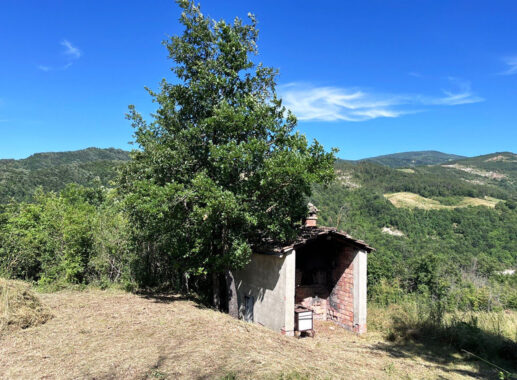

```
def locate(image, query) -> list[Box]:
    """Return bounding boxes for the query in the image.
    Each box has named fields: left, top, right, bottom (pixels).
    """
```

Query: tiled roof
left=256, top=226, right=374, bottom=255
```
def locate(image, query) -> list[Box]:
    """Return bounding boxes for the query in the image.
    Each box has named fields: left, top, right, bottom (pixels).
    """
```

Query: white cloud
left=38, top=40, right=81, bottom=72
left=61, top=39, right=81, bottom=59
left=424, top=78, right=484, bottom=106
left=499, top=56, right=517, bottom=76
left=280, top=79, right=483, bottom=122
left=280, top=84, right=406, bottom=122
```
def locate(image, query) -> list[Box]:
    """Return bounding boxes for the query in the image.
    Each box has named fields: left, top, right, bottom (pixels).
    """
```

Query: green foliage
left=120, top=0, right=335, bottom=285
left=312, top=155, right=517, bottom=311
left=0, top=148, right=129, bottom=203
left=0, top=184, right=133, bottom=288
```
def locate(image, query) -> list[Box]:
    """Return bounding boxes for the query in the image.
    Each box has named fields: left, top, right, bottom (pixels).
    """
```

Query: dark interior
left=295, top=237, right=342, bottom=313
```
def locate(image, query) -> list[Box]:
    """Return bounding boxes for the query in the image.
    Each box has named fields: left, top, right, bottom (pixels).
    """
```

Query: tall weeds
left=369, top=297, right=517, bottom=373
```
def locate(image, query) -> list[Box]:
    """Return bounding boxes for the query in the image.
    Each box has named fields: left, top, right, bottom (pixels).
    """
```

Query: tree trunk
left=212, top=272, right=220, bottom=310
left=183, top=272, right=190, bottom=294
left=226, top=269, right=238, bottom=318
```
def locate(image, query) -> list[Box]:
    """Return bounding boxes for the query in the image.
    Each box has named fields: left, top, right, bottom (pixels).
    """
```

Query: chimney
left=305, top=203, right=319, bottom=227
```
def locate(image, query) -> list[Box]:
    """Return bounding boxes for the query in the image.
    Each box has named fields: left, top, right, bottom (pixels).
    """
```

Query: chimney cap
left=305, top=203, right=319, bottom=227
left=308, top=203, right=319, bottom=215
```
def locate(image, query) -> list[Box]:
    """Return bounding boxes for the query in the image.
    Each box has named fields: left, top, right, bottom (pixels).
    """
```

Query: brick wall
left=327, top=246, right=356, bottom=331
left=294, top=243, right=360, bottom=332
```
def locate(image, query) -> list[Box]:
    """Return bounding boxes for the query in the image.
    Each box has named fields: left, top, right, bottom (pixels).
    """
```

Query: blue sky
left=1, top=0, right=516, bottom=160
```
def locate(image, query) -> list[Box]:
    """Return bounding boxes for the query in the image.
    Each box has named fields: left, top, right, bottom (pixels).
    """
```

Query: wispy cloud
left=37, top=39, right=82, bottom=72
left=408, top=72, right=423, bottom=78
left=424, top=78, right=484, bottom=106
left=280, top=78, right=483, bottom=122
left=499, top=56, right=517, bottom=76
left=279, top=84, right=406, bottom=122
left=60, top=39, right=81, bottom=59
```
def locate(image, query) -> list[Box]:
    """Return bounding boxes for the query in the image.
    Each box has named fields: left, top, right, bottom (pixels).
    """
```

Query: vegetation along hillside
left=0, top=147, right=130, bottom=203
left=312, top=151, right=517, bottom=308
left=361, top=150, right=466, bottom=168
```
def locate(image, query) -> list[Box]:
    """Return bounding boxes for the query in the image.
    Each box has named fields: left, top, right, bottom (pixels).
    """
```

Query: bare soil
left=0, top=290, right=496, bottom=379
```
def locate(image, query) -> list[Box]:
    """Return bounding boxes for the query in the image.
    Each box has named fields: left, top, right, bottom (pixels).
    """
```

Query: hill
left=0, top=148, right=130, bottom=203
left=0, top=288, right=501, bottom=379
left=361, top=150, right=466, bottom=168
left=312, top=151, right=517, bottom=286
left=1, top=146, right=515, bottom=280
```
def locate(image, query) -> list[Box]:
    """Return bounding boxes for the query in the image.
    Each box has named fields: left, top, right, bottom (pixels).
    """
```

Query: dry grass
left=368, top=304, right=517, bottom=378
left=0, top=289, right=500, bottom=379
left=369, top=304, right=517, bottom=343
left=446, top=310, right=517, bottom=342
left=384, top=192, right=501, bottom=210
left=396, top=168, right=415, bottom=174
left=0, top=278, right=53, bottom=335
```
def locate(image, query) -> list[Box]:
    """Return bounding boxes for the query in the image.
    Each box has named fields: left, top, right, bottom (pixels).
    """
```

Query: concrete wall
left=353, top=249, right=368, bottom=333
left=234, top=250, right=295, bottom=335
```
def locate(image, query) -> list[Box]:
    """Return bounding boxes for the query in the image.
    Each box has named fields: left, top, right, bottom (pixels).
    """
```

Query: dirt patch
left=382, top=227, right=405, bottom=237
left=485, top=154, right=517, bottom=162
left=442, top=164, right=507, bottom=180
left=335, top=169, right=361, bottom=189
left=0, top=290, right=496, bottom=379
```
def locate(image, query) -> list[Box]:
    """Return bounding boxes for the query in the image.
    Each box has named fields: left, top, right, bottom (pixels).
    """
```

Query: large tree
left=120, top=0, right=336, bottom=311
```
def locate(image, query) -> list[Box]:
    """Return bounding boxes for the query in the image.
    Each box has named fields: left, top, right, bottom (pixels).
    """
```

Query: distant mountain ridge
left=0, top=147, right=130, bottom=203
left=0, top=147, right=130, bottom=170
left=360, top=150, right=466, bottom=168
left=1, top=147, right=515, bottom=204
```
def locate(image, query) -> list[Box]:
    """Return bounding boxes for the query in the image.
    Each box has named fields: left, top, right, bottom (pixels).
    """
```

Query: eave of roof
left=256, top=226, right=375, bottom=255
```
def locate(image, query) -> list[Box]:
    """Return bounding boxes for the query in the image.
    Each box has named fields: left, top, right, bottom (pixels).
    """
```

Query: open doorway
left=295, top=237, right=353, bottom=321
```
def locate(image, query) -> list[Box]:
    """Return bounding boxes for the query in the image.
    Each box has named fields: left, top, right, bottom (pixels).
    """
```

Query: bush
left=0, top=185, right=135, bottom=289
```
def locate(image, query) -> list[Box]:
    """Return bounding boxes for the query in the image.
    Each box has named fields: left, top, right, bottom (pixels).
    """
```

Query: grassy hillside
left=384, top=192, right=502, bottom=210
left=0, top=288, right=505, bottom=379
left=361, top=150, right=465, bottom=168
left=0, top=148, right=130, bottom=203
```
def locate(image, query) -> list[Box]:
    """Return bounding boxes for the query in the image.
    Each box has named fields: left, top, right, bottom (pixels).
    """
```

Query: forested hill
left=0, top=148, right=130, bottom=203
left=0, top=146, right=515, bottom=305
left=311, top=151, right=517, bottom=287
left=360, top=150, right=465, bottom=168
